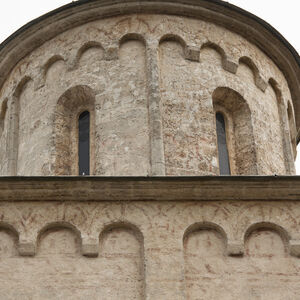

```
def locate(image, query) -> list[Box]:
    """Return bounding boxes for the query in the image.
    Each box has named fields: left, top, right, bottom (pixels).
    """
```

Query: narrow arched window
left=216, top=112, right=230, bottom=175
left=78, top=111, right=90, bottom=175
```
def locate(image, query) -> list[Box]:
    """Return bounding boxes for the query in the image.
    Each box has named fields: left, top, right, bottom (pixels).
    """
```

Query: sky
left=0, top=0, right=299, bottom=174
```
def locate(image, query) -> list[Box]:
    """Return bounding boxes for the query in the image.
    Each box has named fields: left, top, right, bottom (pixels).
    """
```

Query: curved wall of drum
left=0, top=14, right=297, bottom=175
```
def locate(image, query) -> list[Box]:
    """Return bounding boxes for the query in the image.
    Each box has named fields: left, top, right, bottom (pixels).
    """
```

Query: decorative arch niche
left=99, top=222, right=145, bottom=299
left=43, top=55, right=66, bottom=81
left=244, top=222, right=290, bottom=260
left=212, top=87, right=258, bottom=175
left=200, top=41, right=237, bottom=73
left=75, top=41, right=104, bottom=69
left=268, top=78, right=295, bottom=174
left=8, top=76, right=32, bottom=175
left=54, top=85, right=95, bottom=175
left=37, top=222, right=82, bottom=256
left=183, top=222, right=230, bottom=300
left=0, top=223, right=19, bottom=258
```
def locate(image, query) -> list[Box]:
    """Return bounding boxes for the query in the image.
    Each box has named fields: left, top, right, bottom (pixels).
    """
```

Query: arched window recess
left=54, top=85, right=95, bottom=176
left=212, top=87, right=258, bottom=175
left=216, top=112, right=231, bottom=175
left=78, top=110, right=90, bottom=176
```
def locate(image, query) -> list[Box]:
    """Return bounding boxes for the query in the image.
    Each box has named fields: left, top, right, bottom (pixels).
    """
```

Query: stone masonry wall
left=0, top=14, right=296, bottom=175
left=0, top=199, right=300, bottom=299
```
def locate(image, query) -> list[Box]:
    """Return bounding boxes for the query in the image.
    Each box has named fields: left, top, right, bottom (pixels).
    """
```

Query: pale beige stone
left=0, top=1, right=298, bottom=299
left=0, top=182, right=299, bottom=299
left=0, top=13, right=297, bottom=176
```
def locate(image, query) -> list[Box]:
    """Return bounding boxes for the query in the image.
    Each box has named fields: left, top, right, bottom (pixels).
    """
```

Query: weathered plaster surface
left=0, top=198, right=300, bottom=299
left=0, top=177, right=299, bottom=299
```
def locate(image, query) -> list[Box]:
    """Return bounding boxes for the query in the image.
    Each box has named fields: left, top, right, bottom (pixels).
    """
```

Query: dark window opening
left=216, top=112, right=231, bottom=175
left=78, top=111, right=90, bottom=175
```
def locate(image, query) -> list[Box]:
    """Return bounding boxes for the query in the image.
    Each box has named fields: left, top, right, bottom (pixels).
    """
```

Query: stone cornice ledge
left=0, top=176, right=299, bottom=202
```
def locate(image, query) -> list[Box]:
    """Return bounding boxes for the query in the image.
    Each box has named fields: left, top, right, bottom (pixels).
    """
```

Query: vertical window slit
left=216, top=112, right=231, bottom=175
left=78, top=111, right=90, bottom=175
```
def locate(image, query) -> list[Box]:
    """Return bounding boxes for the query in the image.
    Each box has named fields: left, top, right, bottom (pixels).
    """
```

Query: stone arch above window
left=54, top=85, right=95, bottom=175
left=212, top=87, right=258, bottom=175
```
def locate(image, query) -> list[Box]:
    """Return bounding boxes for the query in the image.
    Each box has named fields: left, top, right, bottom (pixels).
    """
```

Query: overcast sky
left=0, top=0, right=299, bottom=174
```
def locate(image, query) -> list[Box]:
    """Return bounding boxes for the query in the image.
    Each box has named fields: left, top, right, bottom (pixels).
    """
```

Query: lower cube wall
left=0, top=199, right=300, bottom=299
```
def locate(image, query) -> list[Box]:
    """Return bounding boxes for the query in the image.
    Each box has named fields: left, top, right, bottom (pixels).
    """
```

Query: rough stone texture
left=0, top=2, right=299, bottom=299
left=0, top=225, right=144, bottom=299
left=0, top=185, right=300, bottom=299
left=0, top=177, right=298, bottom=299
left=0, top=14, right=297, bottom=175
